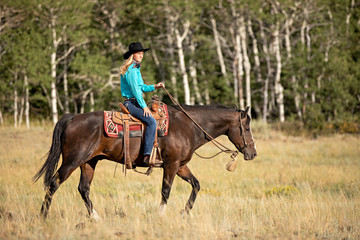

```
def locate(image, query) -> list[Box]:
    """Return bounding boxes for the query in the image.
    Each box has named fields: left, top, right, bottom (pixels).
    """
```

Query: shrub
left=264, top=185, right=299, bottom=197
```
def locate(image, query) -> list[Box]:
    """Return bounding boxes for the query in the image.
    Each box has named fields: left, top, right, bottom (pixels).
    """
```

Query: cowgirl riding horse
left=119, top=42, right=164, bottom=166
left=34, top=42, right=257, bottom=219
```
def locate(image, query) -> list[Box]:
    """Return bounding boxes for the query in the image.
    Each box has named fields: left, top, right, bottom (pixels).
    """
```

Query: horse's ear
left=245, top=106, right=250, bottom=115
left=241, top=106, right=250, bottom=119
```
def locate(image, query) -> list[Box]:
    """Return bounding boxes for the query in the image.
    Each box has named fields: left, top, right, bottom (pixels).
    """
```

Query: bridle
left=163, top=87, right=254, bottom=160
left=238, top=111, right=255, bottom=153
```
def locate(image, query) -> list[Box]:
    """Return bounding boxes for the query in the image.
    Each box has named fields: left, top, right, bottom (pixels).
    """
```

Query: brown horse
left=34, top=105, right=257, bottom=219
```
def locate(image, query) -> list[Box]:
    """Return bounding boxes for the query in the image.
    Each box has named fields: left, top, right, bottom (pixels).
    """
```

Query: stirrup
left=133, top=166, right=153, bottom=176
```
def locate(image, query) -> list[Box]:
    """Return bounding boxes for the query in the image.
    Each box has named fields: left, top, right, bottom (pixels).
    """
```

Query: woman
left=120, top=42, right=164, bottom=165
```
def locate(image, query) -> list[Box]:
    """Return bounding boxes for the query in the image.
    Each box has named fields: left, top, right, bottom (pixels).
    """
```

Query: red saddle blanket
left=104, top=104, right=169, bottom=138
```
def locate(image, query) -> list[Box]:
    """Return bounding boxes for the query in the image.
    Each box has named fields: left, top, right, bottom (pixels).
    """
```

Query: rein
left=163, top=87, right=244, bottom=170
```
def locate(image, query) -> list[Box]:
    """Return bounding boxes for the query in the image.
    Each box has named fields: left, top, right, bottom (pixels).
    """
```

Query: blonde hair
left=119, top=54, right=133, bottom=76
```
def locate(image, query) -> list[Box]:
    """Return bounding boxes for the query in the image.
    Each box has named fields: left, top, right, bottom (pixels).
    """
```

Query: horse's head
left=227, top=106, right=257, bottom=160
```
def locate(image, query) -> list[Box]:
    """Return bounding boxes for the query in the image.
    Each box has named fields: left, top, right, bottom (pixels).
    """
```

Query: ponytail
left=119, top=54, right=134, bottom=76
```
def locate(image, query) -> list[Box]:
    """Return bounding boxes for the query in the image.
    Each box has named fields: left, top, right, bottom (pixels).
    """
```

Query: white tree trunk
left=283, top=11, right=301, bottom=119
left=204, top=79, right=210, bottom=105
left=97, top=3, right=119, bottom=63
left=235, top=31, right=244, bottom=110
left=165, top=2, right=178, bottom=100
left=0, top=110, right=3, bottom=125
left=19, top=92, right=24, bottom=127
left=175, top=20, right=191, bottom=105
left=292, top=75, right=302, bottom=119
left=63, top=72, right=69, bottom=114
left=51, top=52, right=58, bottom=124
left=199, top=67, right=210, bottom=105
left=189, top=62, right=202, bottom=105
left=210, top=15, right=229, bottom=85
left=301, top=18, right=306, bottom=45
left=305, top=18, right=315, bottom=103
left=63, top=40, right=70, bottom=114
left=283, top=12, right=292, bottom=59
left=229, top=0, right=245, bottom=109
left=247, top=19, right=261, bottom=83
left=269, top=41, right=276, bottom=113
left=149, top=38, right=165, bottom=100
left=48, top=10, right=78, bottom=123
left=90, top=91, right=95, bottom=112
left=247, top=19, right=261, bottom=118
left=232, top=55, right=238, bottom=102
left=229, top=2, right=244, bottom=109
left=263, top=76, right=269, bottom=123
left=239, top=16, right=251, bottom=109
left=80, top=88, right=91, bottom=114
left=260, top=21, right=270, bottom=123
left=170, top=63, right=178, bottom=100
left=325, top=10, right=334, bottom=63
left=24, top=73, right=30, bottom=128
left=273, top=22, right=285, bottom=122
left=14, top=87, right=18, bottom=128
left=346, top=0, right=355, bottom=36
left=50, top=10, right=59, bottom=125
left=301, top=7, right=309, bottom=113
left=189, top=34, right=203, bottom=105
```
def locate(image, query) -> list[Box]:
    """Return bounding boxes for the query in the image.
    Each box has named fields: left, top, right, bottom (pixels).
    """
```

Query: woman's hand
left=155, top=82, right=165, bottom=89
left=143, top=107, right=153, bottom=117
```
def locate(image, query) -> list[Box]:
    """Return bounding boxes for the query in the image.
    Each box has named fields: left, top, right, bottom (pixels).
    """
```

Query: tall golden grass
left=0, top=122, right=359, bottom=239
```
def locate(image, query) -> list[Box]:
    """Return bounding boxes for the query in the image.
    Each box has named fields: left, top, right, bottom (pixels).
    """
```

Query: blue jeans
left=124, top=99, right=156, bottom=155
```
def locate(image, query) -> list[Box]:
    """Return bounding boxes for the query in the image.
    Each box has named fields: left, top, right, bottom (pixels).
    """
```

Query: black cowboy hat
left=123, top=42, right=150, bottom=59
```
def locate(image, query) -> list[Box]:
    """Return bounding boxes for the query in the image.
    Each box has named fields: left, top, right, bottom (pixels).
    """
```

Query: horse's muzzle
left=244, top=151, right=257, bottom=161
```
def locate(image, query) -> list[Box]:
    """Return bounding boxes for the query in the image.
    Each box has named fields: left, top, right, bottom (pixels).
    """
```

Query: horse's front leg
left=176, top=164, right=200, bottom=214
left=159, top=161, right=180, bottom=216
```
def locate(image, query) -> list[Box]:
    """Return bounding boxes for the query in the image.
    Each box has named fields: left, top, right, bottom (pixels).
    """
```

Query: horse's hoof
left=180, top=209, right=192, bottom=218
left=40, top=212, right=48, bottom=220
left=180, top=209, right=188, bottom=216
left=90, top=209, right=101, bottom=222
left=158, top=203, right=167, bottom=216
left=76, top=222, right=85, bottom=229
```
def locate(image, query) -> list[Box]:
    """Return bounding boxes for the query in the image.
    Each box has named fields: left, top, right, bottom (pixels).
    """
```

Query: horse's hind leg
left=176, top=164, right=200, bottom=214
left=40, top=172, right=60, bottom=218
left=159, top=162, right=180, bottom=216
left=40, top=163, right=77, bottom=218
left=78, top=159, right=99, bottom=220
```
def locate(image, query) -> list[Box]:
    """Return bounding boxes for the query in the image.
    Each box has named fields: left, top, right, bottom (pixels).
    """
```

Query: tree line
left=0, top=0, right=359, bottom=129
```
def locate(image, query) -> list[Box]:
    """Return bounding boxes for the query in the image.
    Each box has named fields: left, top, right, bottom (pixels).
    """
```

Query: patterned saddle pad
left=104, top=104, right=169, bottom=138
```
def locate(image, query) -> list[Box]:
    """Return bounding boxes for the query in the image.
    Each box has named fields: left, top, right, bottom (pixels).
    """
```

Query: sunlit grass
left=0, top=123, right=359, bottom=239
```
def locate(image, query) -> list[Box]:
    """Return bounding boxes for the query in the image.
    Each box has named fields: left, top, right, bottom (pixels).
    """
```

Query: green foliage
left=0, top=0, right=359, bottom=129
left=303, top=103, right=325, bottom=131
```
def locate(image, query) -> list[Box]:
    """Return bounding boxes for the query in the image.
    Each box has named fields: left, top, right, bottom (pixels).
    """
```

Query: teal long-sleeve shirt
left=121, top=63, right=155, bottom=109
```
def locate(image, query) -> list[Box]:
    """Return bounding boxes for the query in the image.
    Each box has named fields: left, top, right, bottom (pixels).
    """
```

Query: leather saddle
left=113, top=97, right=166, bottom=171
left=112, top=102, right=165, bottom=125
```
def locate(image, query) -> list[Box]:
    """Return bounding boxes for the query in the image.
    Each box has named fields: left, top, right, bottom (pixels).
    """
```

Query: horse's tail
left=33, top=114, right=75, bottom=188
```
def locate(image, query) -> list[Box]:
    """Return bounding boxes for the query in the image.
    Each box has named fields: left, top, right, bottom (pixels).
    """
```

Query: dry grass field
left=0, top=121, right=359, bottom=239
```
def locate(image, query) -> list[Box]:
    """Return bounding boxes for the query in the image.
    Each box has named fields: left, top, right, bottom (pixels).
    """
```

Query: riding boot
left=143, top=155, right=151, bottom=166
